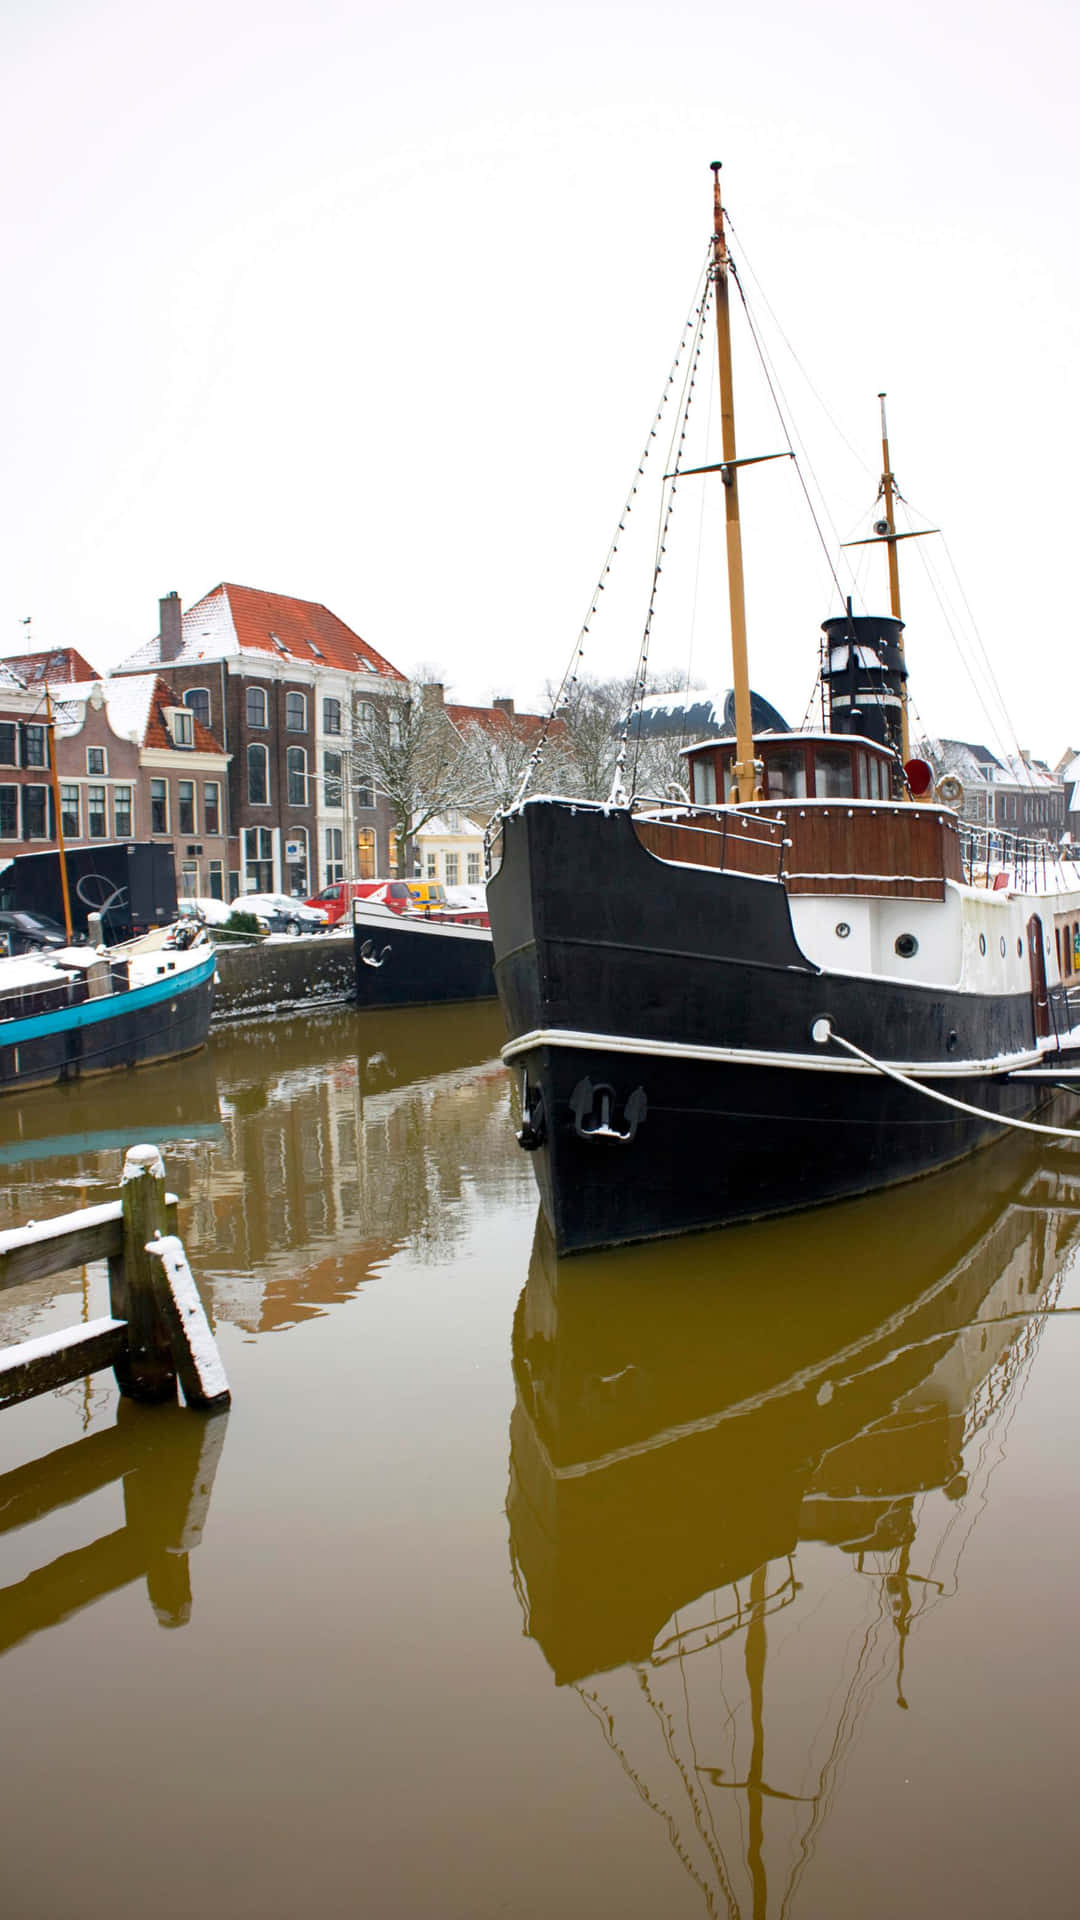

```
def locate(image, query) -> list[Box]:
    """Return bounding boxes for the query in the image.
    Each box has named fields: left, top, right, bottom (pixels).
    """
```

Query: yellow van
left=406, top=882, right=448, bottom=912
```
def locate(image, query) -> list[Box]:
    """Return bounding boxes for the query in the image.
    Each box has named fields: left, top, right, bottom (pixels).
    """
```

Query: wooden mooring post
left=0, top=1143, right=230, bottom=1413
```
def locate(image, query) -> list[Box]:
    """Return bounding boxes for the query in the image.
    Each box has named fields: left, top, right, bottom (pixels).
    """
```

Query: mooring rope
left=813, top=1018, right=1080, bottom=1141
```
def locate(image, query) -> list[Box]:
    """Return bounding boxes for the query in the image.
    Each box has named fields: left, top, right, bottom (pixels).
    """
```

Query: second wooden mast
left=711, top=163, right=762, bottom=805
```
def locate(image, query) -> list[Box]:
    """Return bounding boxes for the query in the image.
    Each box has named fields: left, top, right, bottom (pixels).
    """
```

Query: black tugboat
left=487, top=168, right=1080, bottom=1254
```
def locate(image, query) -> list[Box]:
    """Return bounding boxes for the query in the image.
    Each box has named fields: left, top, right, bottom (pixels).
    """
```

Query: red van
left=305, top=879, right=413, bottom=925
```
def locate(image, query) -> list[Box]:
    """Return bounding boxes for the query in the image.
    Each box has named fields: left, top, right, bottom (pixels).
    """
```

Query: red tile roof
left=447, top=702, right=561, bottom=739
left=144, top=676, right=225, bottom=753
left=203, top=584, right=405, bottom=679
left=3, top=647, right=100, bottom=684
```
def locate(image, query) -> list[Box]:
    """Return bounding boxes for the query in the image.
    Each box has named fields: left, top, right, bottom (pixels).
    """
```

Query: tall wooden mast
left=711, top=163, right=761, bottom=805
left=877, top=392, right=911, bottom=764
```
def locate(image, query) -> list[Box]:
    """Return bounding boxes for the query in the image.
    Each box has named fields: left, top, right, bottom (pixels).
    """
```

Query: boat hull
left=489, top=800, right=1072, bottom=1254
left=0, top=949, right=216, bottom=1092
left=351, top=907, right=495, bottom=1010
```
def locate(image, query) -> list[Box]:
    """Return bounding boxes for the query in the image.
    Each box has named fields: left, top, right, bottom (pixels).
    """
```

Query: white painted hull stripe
left=500, top=1025, right=1044, bottom=1078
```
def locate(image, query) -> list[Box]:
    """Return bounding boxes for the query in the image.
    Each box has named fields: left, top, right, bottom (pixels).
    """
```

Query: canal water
left=1, top=1002, right=1079, bottom=1919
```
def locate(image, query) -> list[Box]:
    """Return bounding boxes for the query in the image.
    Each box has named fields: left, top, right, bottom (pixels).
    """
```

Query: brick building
left=114, top=586, right=407, bottom=897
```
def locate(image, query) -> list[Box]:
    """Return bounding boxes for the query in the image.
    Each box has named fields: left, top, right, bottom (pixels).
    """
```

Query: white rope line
left=815, top=1020, right=1080, bottom=1141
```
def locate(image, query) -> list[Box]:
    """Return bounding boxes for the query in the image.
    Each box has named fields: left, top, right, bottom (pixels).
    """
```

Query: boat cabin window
left=692, top=758, right=717, bottom=805
left=688, top=737, right=893, bottom=803
left=763, top=747, right=807, bottom=800
left=814, top=746, right=855, bottom=798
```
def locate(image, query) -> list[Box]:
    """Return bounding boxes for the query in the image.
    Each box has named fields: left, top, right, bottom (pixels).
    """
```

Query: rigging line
left=728, top=259, right=849, bottom=610
left=507, top=249, right=712, bottom=811
left=899, top=516, right=1018, bottom=748
left=720, top=230, right=861, bottom=605
left=780, top=1602, right=895, bottom=1920
left=637, top=1665, right=742, bottom=1920
left=620, top=282, right=713, bottom=799
left=576, top=1682, right=726, bottom=1916
left=723, top=209, right=880, bottom=486
left=920, top=528, right=1036, bottom=783
left=905, top=527, right=1035, bottom=780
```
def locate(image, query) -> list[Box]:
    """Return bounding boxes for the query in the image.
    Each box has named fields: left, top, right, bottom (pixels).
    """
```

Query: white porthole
left=835, top=921, right=851, bottom=939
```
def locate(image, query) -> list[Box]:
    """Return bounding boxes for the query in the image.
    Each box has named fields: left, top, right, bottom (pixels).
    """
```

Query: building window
left=426, top=853, right=437, bottom=878
left=87, top=785, right=107, bottom=837
left=87, top=745, right=107, bottom=775
left=150, top=779, right=168, bottom=833
left=22, top=725, right=47, bottom=769
left=388, top=829, right=402, bottom=875
left=180, top=859, right=198, bottom=896
left=178, top=780, right=196, bottom=836
left=287, top=747, right=307, bottom=807
left=355, top=766, right=374, bottom=810
left=169, top=709, right=194, bottom=749
left=0, top=786, right=17, bottom=837
left=356, top=700, right=374, bottom=734
left=286, top=691, right=307, bottom=732
left=248, top=742, right=269, bottom=805
left=246, top=686, right=269, bottom=728
left=445, top=852, right=460, bottom=886
left=60, top=784, right=80, bottom=839
left=388, top=704, right=402, bottom=748
left=445, top=809, right=460, bottom=833
left=208, top=860, right=224, bottom=901
left=323, top=751, right=342, bottom=808
left=325, top=827, right=344, bottom=885
left=285, top=827, right=309, bottom=895
left=356, top=827, right=376, bottom=878
left=323, top=697, right=342, bottom=735
left=467, top=851, right=481, bottom=885
left=22, top=785, right=50, bottom=839
left=185, top=688, right=211, bottom=729
left=203, top=781, right=220, bottom=836
left=244, top=826, right=274, bottom=892
left=114, top=785, right=133, bottom=838
left=0, top=724, right=15, bottom=767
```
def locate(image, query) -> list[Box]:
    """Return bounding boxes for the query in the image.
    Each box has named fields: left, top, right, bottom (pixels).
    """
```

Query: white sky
left=3, top=0, right=1077, bottom=762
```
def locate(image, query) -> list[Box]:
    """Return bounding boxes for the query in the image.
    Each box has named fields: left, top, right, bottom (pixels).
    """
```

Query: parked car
left=307, top=880, right=413, bottom=923
left=177, top=896, right=235, bottom=928
left=0, top=909, right=73, bottom=956
left=238, top=892, right=329, bottom=935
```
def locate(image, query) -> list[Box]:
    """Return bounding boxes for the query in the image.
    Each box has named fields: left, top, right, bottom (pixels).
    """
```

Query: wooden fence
left=0, top=1143, right=230, bottom=1413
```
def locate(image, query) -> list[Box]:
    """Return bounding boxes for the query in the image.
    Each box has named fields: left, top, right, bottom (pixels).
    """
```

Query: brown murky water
left=1, top=1003, right=1079, bottom=1918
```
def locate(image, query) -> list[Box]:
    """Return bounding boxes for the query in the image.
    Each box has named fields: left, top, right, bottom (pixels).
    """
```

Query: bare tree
left=353, top=684, right=486, bottom=875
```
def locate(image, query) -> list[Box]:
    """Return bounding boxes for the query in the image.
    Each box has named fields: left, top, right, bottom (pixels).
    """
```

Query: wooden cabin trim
left=632, top=800, right=961, bottom=900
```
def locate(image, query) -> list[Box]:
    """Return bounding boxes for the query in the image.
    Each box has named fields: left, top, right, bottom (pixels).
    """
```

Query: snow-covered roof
left=114, top=583, right=407, bottom=681
left=51, top=675, right=223, bottom=752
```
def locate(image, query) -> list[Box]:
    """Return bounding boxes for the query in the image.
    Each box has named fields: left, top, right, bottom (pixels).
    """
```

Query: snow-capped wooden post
left=111, top=1144, right=178, bottom=1403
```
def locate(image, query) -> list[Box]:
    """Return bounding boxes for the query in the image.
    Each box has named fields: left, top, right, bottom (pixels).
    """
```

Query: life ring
left=936, top=773, right=964, bottom=808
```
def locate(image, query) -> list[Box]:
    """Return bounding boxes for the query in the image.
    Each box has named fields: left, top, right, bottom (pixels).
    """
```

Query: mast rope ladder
left=500, top=251, right=713, bottom=818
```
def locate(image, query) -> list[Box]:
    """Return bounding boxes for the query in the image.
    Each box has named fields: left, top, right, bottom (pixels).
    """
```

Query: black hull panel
left=488, top=800, right=1065, bottom=1254
left=512, top=1039, right=1043, bottom=1254
left=352, top=916, right=495, bottom=1010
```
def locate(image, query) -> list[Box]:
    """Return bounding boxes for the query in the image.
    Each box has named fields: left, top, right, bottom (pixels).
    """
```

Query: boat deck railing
left=956, top=821, right=1071, bottom=894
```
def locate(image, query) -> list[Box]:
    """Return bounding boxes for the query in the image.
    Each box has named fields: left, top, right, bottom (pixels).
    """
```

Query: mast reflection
left=508, top=1128, right=1080, bottom=1915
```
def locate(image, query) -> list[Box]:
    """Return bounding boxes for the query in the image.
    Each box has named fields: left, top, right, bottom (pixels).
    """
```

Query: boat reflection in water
left=508, top=1125, right=1080, bottom=1914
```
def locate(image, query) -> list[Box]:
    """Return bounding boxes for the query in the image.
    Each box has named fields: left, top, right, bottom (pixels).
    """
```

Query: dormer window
left=87, top=745, right=107, bottom=776
left=167, top=708, right=194, bottom=749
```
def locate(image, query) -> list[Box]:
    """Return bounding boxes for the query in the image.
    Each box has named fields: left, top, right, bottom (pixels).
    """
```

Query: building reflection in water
left=0, top=1001, right=519, bottom=1345
left=508, top=1127, right=1080, bottom=1918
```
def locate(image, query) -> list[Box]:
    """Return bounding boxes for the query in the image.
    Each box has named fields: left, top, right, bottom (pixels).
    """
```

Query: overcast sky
left=4, top=0, right=1077, bottom=760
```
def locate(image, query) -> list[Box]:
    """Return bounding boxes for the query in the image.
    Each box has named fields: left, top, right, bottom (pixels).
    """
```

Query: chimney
left=422, top=681, right=445, bottom=709
left=159, top=592, right=183, bottom=663
left=493, top=697, right=515, bottom=720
